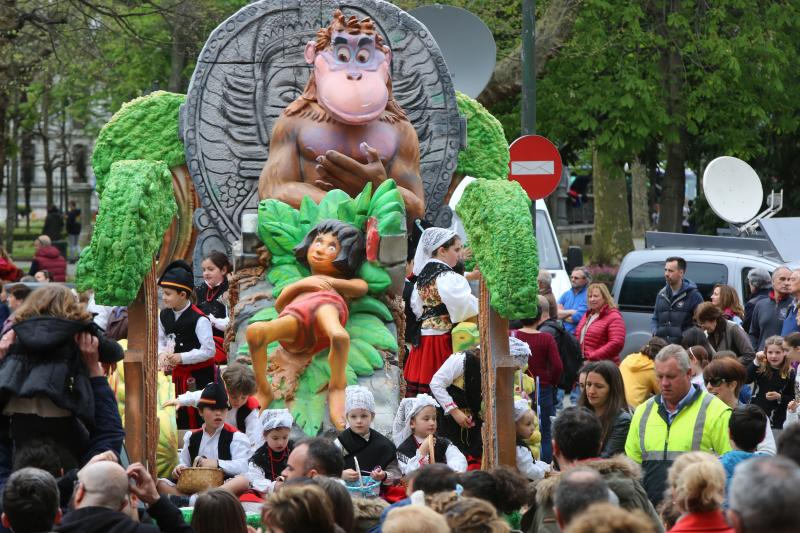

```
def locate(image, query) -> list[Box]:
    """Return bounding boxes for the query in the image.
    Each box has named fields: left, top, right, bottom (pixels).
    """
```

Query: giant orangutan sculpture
left=258, top=10, right=425, bottom=221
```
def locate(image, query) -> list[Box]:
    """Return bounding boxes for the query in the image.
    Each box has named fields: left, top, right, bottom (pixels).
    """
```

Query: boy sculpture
left=246, top=220, right=367, bottom=429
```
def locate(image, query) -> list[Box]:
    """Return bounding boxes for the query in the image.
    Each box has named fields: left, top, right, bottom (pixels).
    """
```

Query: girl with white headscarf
left=392, top=394, right=467, bottom=474
left=404, top=227, right=478, bottom=397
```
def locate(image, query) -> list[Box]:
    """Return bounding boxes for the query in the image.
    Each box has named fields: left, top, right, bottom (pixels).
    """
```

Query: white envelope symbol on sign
left=511, top=161, right=555, bottom=176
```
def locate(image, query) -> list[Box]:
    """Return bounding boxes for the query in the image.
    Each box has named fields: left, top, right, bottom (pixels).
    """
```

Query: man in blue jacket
left=651, top=257, right=704, bottom=344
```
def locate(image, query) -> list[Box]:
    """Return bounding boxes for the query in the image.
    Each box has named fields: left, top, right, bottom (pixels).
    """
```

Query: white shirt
left=245, top=457, right=282, bottom=494
left=410, top=263, right=478, bottom=335
left=516, top=444, right=550, bottom=481
left=158, top=301, right=215, bottom=365
left=87, top=294, right=113, bottom=330
left=398, top=435, right=467, bottom=475
left=178, top=424, right=251, bottom=476
left=175, top=390, right=263, bottom=450
left=430, top=352, right=466, bottom=414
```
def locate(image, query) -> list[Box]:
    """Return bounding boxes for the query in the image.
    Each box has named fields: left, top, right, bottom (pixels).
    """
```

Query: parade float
left=77, top=0, right=539, bottom=475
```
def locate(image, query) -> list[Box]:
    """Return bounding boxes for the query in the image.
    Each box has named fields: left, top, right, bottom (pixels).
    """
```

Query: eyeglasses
left=705, top=378, right=727, bottom=387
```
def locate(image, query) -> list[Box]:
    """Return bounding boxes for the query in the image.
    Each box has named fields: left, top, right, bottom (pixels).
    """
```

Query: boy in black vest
left=336, top=386, right=400, bottom=487
left=158, top=260, right=216, bottom=429
left=157, top=383, right=251, bottom=497
left=163, top=363, right=261, bottom=449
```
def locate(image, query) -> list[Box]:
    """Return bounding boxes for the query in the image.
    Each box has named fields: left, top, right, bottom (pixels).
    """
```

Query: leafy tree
left=537, top=0, right=800, bottom=254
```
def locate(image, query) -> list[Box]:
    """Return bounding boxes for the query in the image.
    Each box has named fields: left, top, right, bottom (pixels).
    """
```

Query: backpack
left=539, top=319, right=583, bottom=392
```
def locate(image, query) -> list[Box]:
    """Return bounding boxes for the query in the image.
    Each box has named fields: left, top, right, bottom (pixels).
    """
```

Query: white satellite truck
left=612, top=157, right=800, bottom=356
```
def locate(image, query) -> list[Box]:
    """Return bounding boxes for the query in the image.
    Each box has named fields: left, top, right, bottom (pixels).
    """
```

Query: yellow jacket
left=619, top=352, right=660, bottom=407
left=625, top=386, right=732, bottom=504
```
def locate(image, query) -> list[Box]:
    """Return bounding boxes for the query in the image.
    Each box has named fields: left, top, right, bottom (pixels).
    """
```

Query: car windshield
left=536, top=210, right=562, bottom=271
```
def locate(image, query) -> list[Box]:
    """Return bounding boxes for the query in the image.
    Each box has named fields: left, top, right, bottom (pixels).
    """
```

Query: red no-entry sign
left=508, top=135, right=563, bottom=200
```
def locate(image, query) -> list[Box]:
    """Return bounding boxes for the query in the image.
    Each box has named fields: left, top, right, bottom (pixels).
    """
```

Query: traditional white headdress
left=391, top=394, right=440, bottom=446
left=412, top=227, right=458, bottom=276
left=514, top=399, right=532, bottom=422
left=509, top=336, right=532, bottom=369
left=260, top=408, right=294, bottom=432
left=476, top=337, right=532, bottom=370
left=345, top=385, right=375, bottom=414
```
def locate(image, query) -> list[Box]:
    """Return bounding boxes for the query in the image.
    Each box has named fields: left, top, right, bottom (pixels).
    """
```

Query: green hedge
left=77, top=160, right=176, bottom=305
left=456, top=179, right=538, bottom=318
left=92, top=91, right=186, bottom=196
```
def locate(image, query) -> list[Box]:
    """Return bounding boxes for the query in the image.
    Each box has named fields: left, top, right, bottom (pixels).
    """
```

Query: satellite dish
left=409, top=5, right=496, bottom=98
left=703, top=156, right=763, bottom=224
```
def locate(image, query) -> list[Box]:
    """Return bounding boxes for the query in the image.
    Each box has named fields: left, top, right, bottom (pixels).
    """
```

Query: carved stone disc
left=182, top=0, right=463, bottom=266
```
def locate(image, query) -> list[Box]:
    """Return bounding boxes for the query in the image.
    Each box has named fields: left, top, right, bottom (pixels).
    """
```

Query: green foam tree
left=92, top=91, right=186, bottom=196
left=76, top=160, right=176, bottom=305
left=455, top=91, right=510, bottom=181
left=456, top=179, right=538, bottom=319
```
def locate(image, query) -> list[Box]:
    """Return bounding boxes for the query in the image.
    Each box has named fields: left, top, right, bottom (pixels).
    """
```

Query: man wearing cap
left=157, top=260, right=215, bottom=428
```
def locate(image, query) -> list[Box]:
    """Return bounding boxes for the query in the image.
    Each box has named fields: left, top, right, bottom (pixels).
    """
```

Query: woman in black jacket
left=577, top=360, right=632, bottom=457
left=0, top=285, right=123, bottom=467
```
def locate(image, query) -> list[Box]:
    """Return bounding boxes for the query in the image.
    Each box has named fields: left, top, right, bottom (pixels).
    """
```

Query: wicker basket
left=176, top=467, right=224, bottom=495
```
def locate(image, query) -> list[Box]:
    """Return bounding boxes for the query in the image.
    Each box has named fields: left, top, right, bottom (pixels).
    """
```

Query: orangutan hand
left=314, top=143, right=389, bottom=191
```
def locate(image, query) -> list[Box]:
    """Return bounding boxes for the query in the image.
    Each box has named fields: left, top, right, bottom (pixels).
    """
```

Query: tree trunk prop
left=124, top=259, right=159, bottom=477
left=479, top=279, right=516, bottom=468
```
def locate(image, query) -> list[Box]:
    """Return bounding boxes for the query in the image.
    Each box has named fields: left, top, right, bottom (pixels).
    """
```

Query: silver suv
left=612, top=223, right=800, bottom=356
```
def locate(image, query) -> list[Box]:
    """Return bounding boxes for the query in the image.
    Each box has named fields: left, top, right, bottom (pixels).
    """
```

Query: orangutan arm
left=258, top=118, right=327, bottom=206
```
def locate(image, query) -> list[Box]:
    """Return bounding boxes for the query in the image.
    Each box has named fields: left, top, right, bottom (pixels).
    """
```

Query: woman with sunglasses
left=703, top=356, right=776, bottom=455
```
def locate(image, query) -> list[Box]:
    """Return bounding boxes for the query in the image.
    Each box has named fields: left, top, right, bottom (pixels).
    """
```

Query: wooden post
left=124, top=259, right=159, bottom=476
left=479, top=279, right=517, bottom=468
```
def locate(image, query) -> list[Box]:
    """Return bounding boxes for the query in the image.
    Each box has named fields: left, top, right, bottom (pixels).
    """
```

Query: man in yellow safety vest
left=625, top=344, right=732, bottom=504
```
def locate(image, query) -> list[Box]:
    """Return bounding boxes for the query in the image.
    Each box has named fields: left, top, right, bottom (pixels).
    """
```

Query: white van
left=448, top=176, right=570, bottom=300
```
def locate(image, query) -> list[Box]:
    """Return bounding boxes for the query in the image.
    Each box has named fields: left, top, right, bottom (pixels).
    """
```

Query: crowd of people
left=0, top=222, right=796, bottom=532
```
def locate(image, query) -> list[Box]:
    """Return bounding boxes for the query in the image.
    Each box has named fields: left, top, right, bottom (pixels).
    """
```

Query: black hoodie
left=55, top=496, right=193, bottom=533
left=0, top=316, right=123, bottom=427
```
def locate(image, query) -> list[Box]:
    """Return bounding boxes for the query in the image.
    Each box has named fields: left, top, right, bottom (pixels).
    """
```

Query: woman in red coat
left=574, top=283, right=626, bottom=364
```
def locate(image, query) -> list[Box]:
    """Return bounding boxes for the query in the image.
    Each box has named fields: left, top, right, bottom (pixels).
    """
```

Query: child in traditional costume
left=158, top=383, right=250, bottom=496
left=164, top=363, right=261, bottom=448
left=194, top=250, right=232, bottom=367
left=244, top=409, right=294, bottom=494
left=404, top=228, right=478, bottom=397
left=429, top=336, right=532, bottom=470
left=336, top=385, right=400, bottom=487
left=393, top=394, right=467, bottom=474
left=514, top=399, right=550, bottom=481
left=158, top=260, right=215, bottom=429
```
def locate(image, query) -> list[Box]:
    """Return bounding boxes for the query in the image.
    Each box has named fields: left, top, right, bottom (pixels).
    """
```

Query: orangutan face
left=305, top=31, right=391, bottom=125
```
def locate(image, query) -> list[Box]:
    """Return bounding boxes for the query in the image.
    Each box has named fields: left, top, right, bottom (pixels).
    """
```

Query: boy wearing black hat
left=157, top=383, right=251, bottom=497
left=158, top=260, right=215, bottom=429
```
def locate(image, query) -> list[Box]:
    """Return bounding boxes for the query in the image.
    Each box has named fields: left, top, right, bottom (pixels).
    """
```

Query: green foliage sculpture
left=76, top=160, right=177, bottom=305
left=455, top=91, right=510, bottom=181
left=248, top=180, right=405, bottom=435
left=77, top=91, right=186, bottom=306
left=91, top=91, right=186, bottom=195
left=456, top=179, right=538, bottom=319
